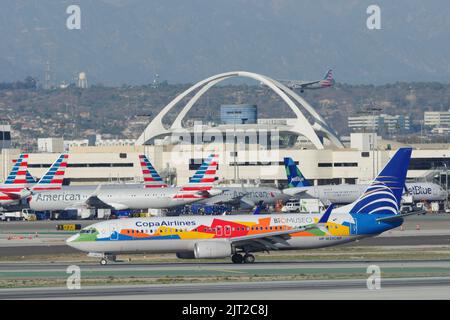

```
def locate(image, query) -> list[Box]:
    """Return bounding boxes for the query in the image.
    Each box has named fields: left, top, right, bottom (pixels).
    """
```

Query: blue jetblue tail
left=283, top=157, right=311, bottom=187
left=347, top=148, right=412, bottom=216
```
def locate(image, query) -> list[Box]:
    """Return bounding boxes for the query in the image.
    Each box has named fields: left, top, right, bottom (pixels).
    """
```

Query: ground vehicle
left=281, top=198, right=323, bottom=213
left=0, top=209, right=35, bottom=221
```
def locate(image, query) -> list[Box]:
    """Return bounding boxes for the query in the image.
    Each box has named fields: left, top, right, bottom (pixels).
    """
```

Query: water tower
left=77, top=72, right=88, bottom=88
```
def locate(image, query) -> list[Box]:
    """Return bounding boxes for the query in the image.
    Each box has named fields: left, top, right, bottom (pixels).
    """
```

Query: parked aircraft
left=28, top=154, right=221, bottom=211
left=138, top=156, right=289, bottom=208
left=0, top=154, right=67, bottom=207
left=283, top=157, right=447, bottom=204
left=278, top=69, right=334, bottom=92
left=0, top=154, right=36, bottom=206
left=67, top=148, right=414, bottom=265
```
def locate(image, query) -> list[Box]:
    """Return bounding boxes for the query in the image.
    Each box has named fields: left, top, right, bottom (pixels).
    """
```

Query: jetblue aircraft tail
left=283, top=157, right=311, bottom=187
left=337, top=148, right=412, bottom=217
left=174, top=154, right=219, bottom=199
left=139, top=155, right=168, bottom=188
left=32, top=154, right=69, bottom=191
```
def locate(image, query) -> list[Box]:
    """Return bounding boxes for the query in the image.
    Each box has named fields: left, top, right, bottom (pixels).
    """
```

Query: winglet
left=318, top=204, right=334, bottom=224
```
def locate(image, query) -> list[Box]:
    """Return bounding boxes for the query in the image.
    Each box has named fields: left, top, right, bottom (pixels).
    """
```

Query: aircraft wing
left=202, top=191, right=250, bottom=206
left=230, top=224, right=317, bottom=251
left=376, top=210, right=426, bottom=222
left=80, top=185, right=129, bottom=210
left=282, top=187, right=308, bottom=197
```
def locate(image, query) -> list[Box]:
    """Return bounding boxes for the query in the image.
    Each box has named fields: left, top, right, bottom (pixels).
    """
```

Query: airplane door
left=216, top=226, right=223, bottom=237
left=351, top=221, right=357, bottom=235
left=110, top=224, right=119, bottom=240
left=224, top=225, right=232, bottom=237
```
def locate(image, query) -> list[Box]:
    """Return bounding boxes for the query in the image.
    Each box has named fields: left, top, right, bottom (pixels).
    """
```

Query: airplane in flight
left=67, top=148, right=414, bottom=265
left=278, top=69, right=334, bottom=93
left=282, top=157, right=448, bottom=204
left=28, top=154, right=222, bottom=211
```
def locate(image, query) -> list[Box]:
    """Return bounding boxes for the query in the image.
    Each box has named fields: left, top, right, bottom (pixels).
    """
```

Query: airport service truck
left=281, top=198, right=324, bottom=213
left=0, top=209, right=35, bottom=221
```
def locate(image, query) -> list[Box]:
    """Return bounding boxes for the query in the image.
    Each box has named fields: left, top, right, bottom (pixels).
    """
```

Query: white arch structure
left=136, top=71, right=343, bottom=149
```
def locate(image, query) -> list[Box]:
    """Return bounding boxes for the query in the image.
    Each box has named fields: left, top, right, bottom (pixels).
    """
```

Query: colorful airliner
left=283, top=156, right=447, bottom=204
left=67, top=148, right=414, bottom=265
left=29, top=154, right=221, bottom=211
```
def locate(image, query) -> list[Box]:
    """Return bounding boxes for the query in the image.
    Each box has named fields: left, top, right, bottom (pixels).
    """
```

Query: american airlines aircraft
left=278, top=69, right=334, bottom=93
left=282, top=157, right=447, bottom=204
left=67, top=148, right=414, bottom=265
left=0, top=154, right=37, bottom=206
left=28, top=154, right=222, bottom=211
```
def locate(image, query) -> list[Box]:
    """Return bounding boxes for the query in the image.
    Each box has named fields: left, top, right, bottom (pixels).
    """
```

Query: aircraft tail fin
left=32, top=154, right=69, bottom=191
left=174, top=154, right=219, bottom=199
left=339, top=148, right=412, bottom=216
left=324, top=69, right=333, bottom=81
left=4, top=154, right=35, bottom=185
left=283, top=157, right=311, bottom=187
left=139, top=155, right=168, bottom=188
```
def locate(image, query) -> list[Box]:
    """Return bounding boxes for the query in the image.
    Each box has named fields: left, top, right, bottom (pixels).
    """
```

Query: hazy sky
left=1, top=0, right=450, bottom=85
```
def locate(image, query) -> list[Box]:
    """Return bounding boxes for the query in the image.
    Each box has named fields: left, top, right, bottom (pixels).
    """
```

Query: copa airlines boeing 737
left=28, top=154, right=222, bottom=211
left=282, top=157, right=447, bottom=204
left=67, top=148, right=414, bottom=265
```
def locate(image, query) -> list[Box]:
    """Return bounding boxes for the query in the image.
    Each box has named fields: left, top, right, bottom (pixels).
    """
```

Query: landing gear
left=99, top=254, right=116, bottom=266
left=231, top=254, right=244, bottom=264
left=243, top=254, right=255, bottom=264
left=231, top=253, right=256, bottom=264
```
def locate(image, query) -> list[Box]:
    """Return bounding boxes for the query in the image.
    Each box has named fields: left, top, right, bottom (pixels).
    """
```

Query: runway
left=1, top=216, right=450, bottom=257
left=1, top=260, right=450, bottom=299
left=1, top=277, right=450, bottom=299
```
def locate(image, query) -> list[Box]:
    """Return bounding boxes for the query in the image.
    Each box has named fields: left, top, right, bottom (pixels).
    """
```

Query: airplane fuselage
left=284, top=182, right=446, bottom=204
left=28, top=185, right=206, bottom=211
left=66, top=212, right=401, bottom=256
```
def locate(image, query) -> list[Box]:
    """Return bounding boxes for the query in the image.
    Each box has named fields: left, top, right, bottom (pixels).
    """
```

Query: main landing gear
left=231, top=253, right=255, bottom=264
left=99, top=255, right=116, bottom=265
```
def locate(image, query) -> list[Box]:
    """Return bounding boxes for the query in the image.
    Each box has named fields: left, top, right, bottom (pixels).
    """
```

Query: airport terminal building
left=0, top=71, right=448, bottom=193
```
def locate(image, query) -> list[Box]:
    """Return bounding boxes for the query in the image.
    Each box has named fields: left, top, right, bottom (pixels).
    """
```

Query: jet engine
left=193, top=241, right=232, bottom=259
left=176, top=252, right=196, bottom=259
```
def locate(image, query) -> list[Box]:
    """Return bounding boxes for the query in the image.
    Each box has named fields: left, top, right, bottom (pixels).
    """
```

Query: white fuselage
left=284, top=182, right=447, bottom=204
left=29, top=185, right=204, bottom=211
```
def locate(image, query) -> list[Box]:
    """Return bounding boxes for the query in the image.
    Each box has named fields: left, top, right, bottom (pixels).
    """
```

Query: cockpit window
left=80, top=229, right=96, bottom=234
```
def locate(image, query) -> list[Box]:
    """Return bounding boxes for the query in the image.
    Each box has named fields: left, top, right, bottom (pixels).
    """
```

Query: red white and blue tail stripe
left=174, top=154, right=219, bottom=199
left=0, top=154, right=36, bottom=202
left=32, top=154, right=69, bottom=191
left=320, top=69, right=334, bottom=88
left=4, top=154, right=35, bottom=186
left=139, top=155, right=168, bottom=188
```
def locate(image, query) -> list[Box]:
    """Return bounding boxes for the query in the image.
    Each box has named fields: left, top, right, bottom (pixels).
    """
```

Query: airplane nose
left=66, top=234, right=79, bottom=245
